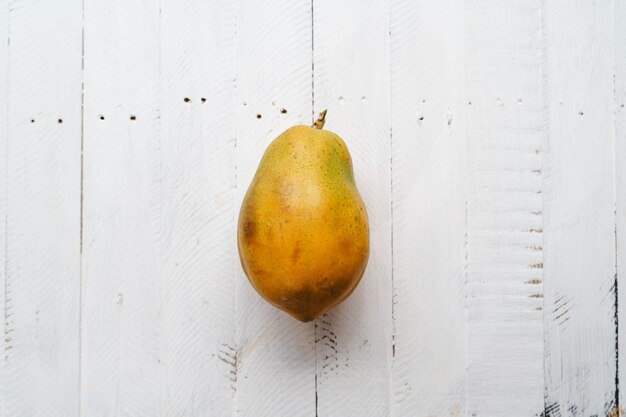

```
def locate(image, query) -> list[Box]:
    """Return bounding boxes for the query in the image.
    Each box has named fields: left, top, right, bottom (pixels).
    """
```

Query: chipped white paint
left=1, top=1, right=625, bottom=416
left=618, top=0, right=626, bottom=409
left=81, top=1, right=161, bottom=416
left=543, top=2, right=618, bottom=416
left=389, top=0, right=467, bottom=416
left=465, top=1, right=545, bottom=416
left=159, top=0, right=237, bottom=416
left=3, top=0, right=82, bottom=416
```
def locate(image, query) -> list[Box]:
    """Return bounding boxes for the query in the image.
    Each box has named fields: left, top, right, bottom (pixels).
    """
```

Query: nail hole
left=201, top=98, right=206, bottom=103
left=338, top=96, right=345, bottom=105
left=468, top=101, right=472, bottom=105
left=361, top=96, right=367, bottom=102
left=58, top=119, right=63, bottom=124
left=99, top=115, right=105, bottom=120
left=271, top=101, right=276, bottom=106
left=243, top=102, right=247, bottom=106
left=419, top=116, right=424, bottom=121
left=184, top=97, right=191, bottom=103
left=130, top=115, right=136, bottom=120
left=280, top=108, right=287, bottom=114
left=578, top=111, right=584, bottom=116
left=621, top=104, right=624, bottom=108
left=517, top=98, right=523, bottom=104
left=421, top=99, right=426, bottom=103
left=30, top=119, right=35, bottom=123
left=256, top=114, right=262, bottom=119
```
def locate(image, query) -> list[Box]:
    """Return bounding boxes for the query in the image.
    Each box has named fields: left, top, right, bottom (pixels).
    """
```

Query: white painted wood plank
left=159, top=1, right=236, bottom=416
left=543, top=1, right=617, bottom=415
left=4, top=0, right=82, bottom=415
left=465, top=1, right=545, bottom=416
left=618, top=0, right=626, bottom=410
left=234, top=1, right=315, bottom=416
left=0, top=0, right=8, bottom=413
left=313, top=1, right=391, bottom=416
left=81, top=1, right=161, bottom=416
left=389, top=0, right=467, bottom=415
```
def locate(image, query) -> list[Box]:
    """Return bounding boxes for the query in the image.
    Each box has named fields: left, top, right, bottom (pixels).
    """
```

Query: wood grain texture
left=234, top=1, right=316, bottom=416
left=159, top=1, right=236, bottom=415
left=543, top=1, right=617, bottom=415
left=618, top=0, right=626, bottom=408
left=389, top=0, right=467, bottom=415
left=2, top=3, right=626, bottom=415
left=313, top=0, right=391, bottom=415
left=4, top=0, right=82, bottom=415
left=81, top=1, right=161, bottom=415
left=465, top=1, right=545, bottom=415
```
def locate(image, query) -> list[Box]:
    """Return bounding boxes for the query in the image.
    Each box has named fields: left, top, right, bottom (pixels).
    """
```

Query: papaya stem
left=312, top=109, right=327, bottom=129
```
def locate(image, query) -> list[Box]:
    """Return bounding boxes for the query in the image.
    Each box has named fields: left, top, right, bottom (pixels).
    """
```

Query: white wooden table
left=1, top=1, right=625, bottom=416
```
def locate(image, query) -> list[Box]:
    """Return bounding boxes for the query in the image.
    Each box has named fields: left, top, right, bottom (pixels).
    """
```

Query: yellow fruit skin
left=237, top=125, right=369, bottom=322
